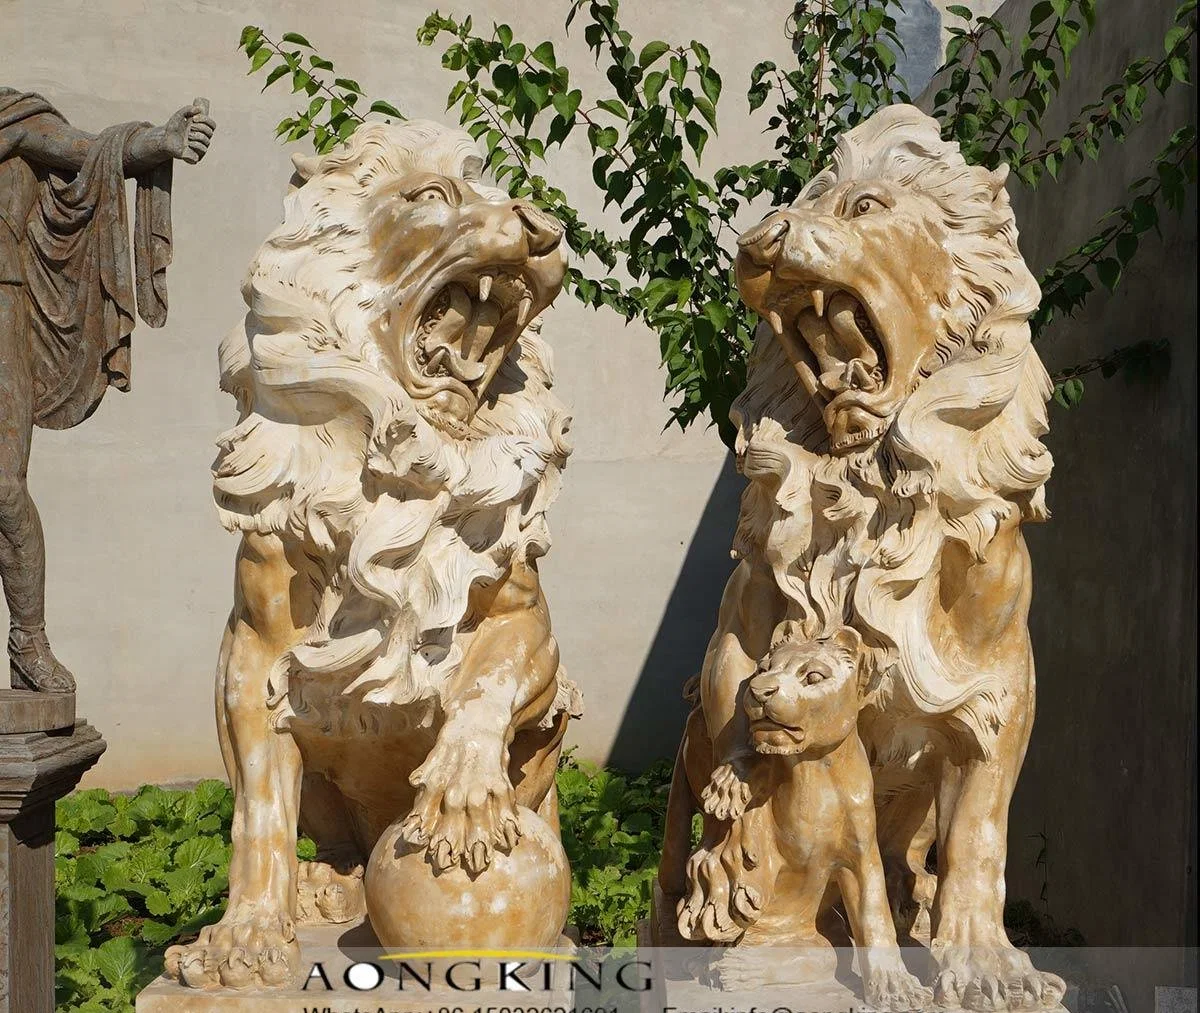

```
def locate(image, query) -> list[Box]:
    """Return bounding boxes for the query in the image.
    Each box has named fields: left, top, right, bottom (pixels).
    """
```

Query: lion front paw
left=932, top=943, right=1065, bottom=1011
left=399, top=735, right=520, bottom=874
left=677, top=818, right=768, bottom=943
left=297, top=859, right=365, bottom=925
left=164, top=906, right=299, bottom=990
left=862, top=948, right=932, bottom=1011
left=701, top=761, right=752, bottom=821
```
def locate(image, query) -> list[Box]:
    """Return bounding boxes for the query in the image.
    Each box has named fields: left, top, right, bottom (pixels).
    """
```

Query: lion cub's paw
left=701, top=762, right=752, bottom=821
left=400, top=736, right=520, bottom=874
left=296, top=859, right=366, bottom=925
left=165, top=906, right=299, bottom=990
left=862, top=949, right=933, bottom=1011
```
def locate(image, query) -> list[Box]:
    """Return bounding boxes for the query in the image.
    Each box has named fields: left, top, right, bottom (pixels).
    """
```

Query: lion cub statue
left=166, top=121, right=580, bottom=989
left=667, top=622, right=930, bottom=1009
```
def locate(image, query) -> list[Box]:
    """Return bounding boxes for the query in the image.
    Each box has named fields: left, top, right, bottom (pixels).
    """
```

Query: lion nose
left=749, top=673, right=780, bottom=703
left=737, top=217, right=789, bottom=267
left=513, top=202, right=564, bottom=257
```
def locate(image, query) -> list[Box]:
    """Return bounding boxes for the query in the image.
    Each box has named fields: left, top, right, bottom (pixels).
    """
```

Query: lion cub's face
left=735, top=177, right=960, bottom=453
left=744, top=628, right=862, bottom=757
left=368, top=171, right=566, bottom=433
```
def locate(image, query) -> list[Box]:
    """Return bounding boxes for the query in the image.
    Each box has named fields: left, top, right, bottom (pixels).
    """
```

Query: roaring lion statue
left=166, top=121, right=579, bottom=989
left=656, top=105, right=1064, bottom=1011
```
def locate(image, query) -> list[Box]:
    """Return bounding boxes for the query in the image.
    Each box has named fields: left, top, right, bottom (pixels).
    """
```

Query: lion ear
left=988, top=163, right=1010, bottom=199
left=290, top=153, right=324, bottom=188
left=770, top=620, right=800, bottom=651
left=828, top=626, right=862, bottom=659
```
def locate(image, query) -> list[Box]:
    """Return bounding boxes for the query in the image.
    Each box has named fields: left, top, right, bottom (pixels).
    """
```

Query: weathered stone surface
left=0, top=89, right=214, bottom=694
left=0, top=721, right=105, bottom=1013
left=0, top=690, right=73, bottom=734
left=656, top=104, right=1064, bottom=1011
left=160, top=121, right=580, bottom=992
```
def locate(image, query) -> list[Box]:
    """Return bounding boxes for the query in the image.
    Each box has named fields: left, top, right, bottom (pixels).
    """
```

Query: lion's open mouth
left=761, top=284, right=892, bottom=451
left=414, top=269, right=536, bottom=393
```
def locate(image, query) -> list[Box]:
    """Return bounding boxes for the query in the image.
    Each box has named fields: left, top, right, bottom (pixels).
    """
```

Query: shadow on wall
left=605, top=454, right=743, bottom=772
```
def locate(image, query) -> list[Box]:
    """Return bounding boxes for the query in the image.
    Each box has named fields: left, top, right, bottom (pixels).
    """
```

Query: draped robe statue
left=0, top=89, right=215, bottom=692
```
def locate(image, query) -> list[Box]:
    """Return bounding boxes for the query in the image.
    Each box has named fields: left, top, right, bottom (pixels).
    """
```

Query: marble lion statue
left=657, top=105, right=1064, bottom=1011
left=167, top=121, right=579, bottom=989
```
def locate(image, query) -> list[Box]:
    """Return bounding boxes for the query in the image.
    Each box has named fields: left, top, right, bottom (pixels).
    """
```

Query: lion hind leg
left=296, top=772, right=367, bottom=926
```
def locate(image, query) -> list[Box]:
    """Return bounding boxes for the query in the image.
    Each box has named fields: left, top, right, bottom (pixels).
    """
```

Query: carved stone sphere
left=365, top=806, right=570, bottom=951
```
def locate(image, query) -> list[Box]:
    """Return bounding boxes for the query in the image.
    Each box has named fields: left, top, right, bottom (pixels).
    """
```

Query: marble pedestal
left=0, top=691, right=105, bottom=1013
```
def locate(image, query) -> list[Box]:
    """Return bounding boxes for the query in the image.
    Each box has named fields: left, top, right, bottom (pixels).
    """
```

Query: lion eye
left=406, top=180, right=455, bottom=204
left=850, top=195, right=885, bottom=217
left=804, top=671, right=825, bottom=685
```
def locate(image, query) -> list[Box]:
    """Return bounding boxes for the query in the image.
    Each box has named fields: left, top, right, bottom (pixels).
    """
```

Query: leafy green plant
left=54, top=782, right=234, bottom=1012
left=556, top=753, right=672, bottom=945
left=53, top=762, right=675, bottom=1010
left=239, top=0, right=1195, bottom=437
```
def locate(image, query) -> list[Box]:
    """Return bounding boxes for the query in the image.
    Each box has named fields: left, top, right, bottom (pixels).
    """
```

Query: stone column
left=0, top=692, right=105, bottom=1013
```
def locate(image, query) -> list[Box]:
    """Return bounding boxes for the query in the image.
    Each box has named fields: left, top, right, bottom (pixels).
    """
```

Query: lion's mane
left=212, top=122, right=572, bottom=717
left=731, top=106, right=1052, bottom=757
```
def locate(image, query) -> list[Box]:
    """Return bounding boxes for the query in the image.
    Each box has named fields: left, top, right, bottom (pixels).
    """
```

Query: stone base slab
left=0, top=689, right=74, bottom=735
left=137, top=921, right=578, bottom=1012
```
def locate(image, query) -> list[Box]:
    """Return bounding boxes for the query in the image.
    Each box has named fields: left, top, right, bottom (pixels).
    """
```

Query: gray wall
left=985, top=0, right=1198, bottom=956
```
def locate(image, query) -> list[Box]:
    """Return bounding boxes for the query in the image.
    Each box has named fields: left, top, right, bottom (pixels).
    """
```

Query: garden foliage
left=53, top=757, right=670, bottom=1011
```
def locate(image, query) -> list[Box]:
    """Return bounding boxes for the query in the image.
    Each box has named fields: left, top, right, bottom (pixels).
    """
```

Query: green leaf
left=1096, top=257, right=1122, bottom=291
left=94, top=936, right=140, bottom=989
left=639, top=41, right=670, bottom=67
left=532, top=41, right=557, bottom=69
left=281, top=32, right=312, bottom=47
left=699, top=66, right=722, bottom=106
left=262, top=64, right=289, bottom=90
left=552, top=88, right=582, bottom=119
left=597, top=98, right=629, bottom=120
left=248, top=47, right=272, bottom=73
left=175, top=836, right=227, bottom=870
left=368, top=99, right=404, bottom=119
left=643, top=70, right=667, bottom=105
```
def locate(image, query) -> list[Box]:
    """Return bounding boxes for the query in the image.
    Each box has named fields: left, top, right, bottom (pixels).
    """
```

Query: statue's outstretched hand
left=161, top=98, right=215, bottom=164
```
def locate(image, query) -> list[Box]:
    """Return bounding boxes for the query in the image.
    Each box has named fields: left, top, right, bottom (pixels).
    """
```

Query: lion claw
left=165, top=907, right=299, bottom=990
left=404, top=733, right=521, bottom=874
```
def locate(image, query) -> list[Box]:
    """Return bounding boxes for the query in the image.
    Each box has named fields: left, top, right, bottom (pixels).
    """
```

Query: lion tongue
left=423, top=284, right=498, bottom=384
left=424, top=284, right=473, bottom=354
left=459, top=299, right=503, bottom=364
left=826, top=292, right=879, bottom=370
